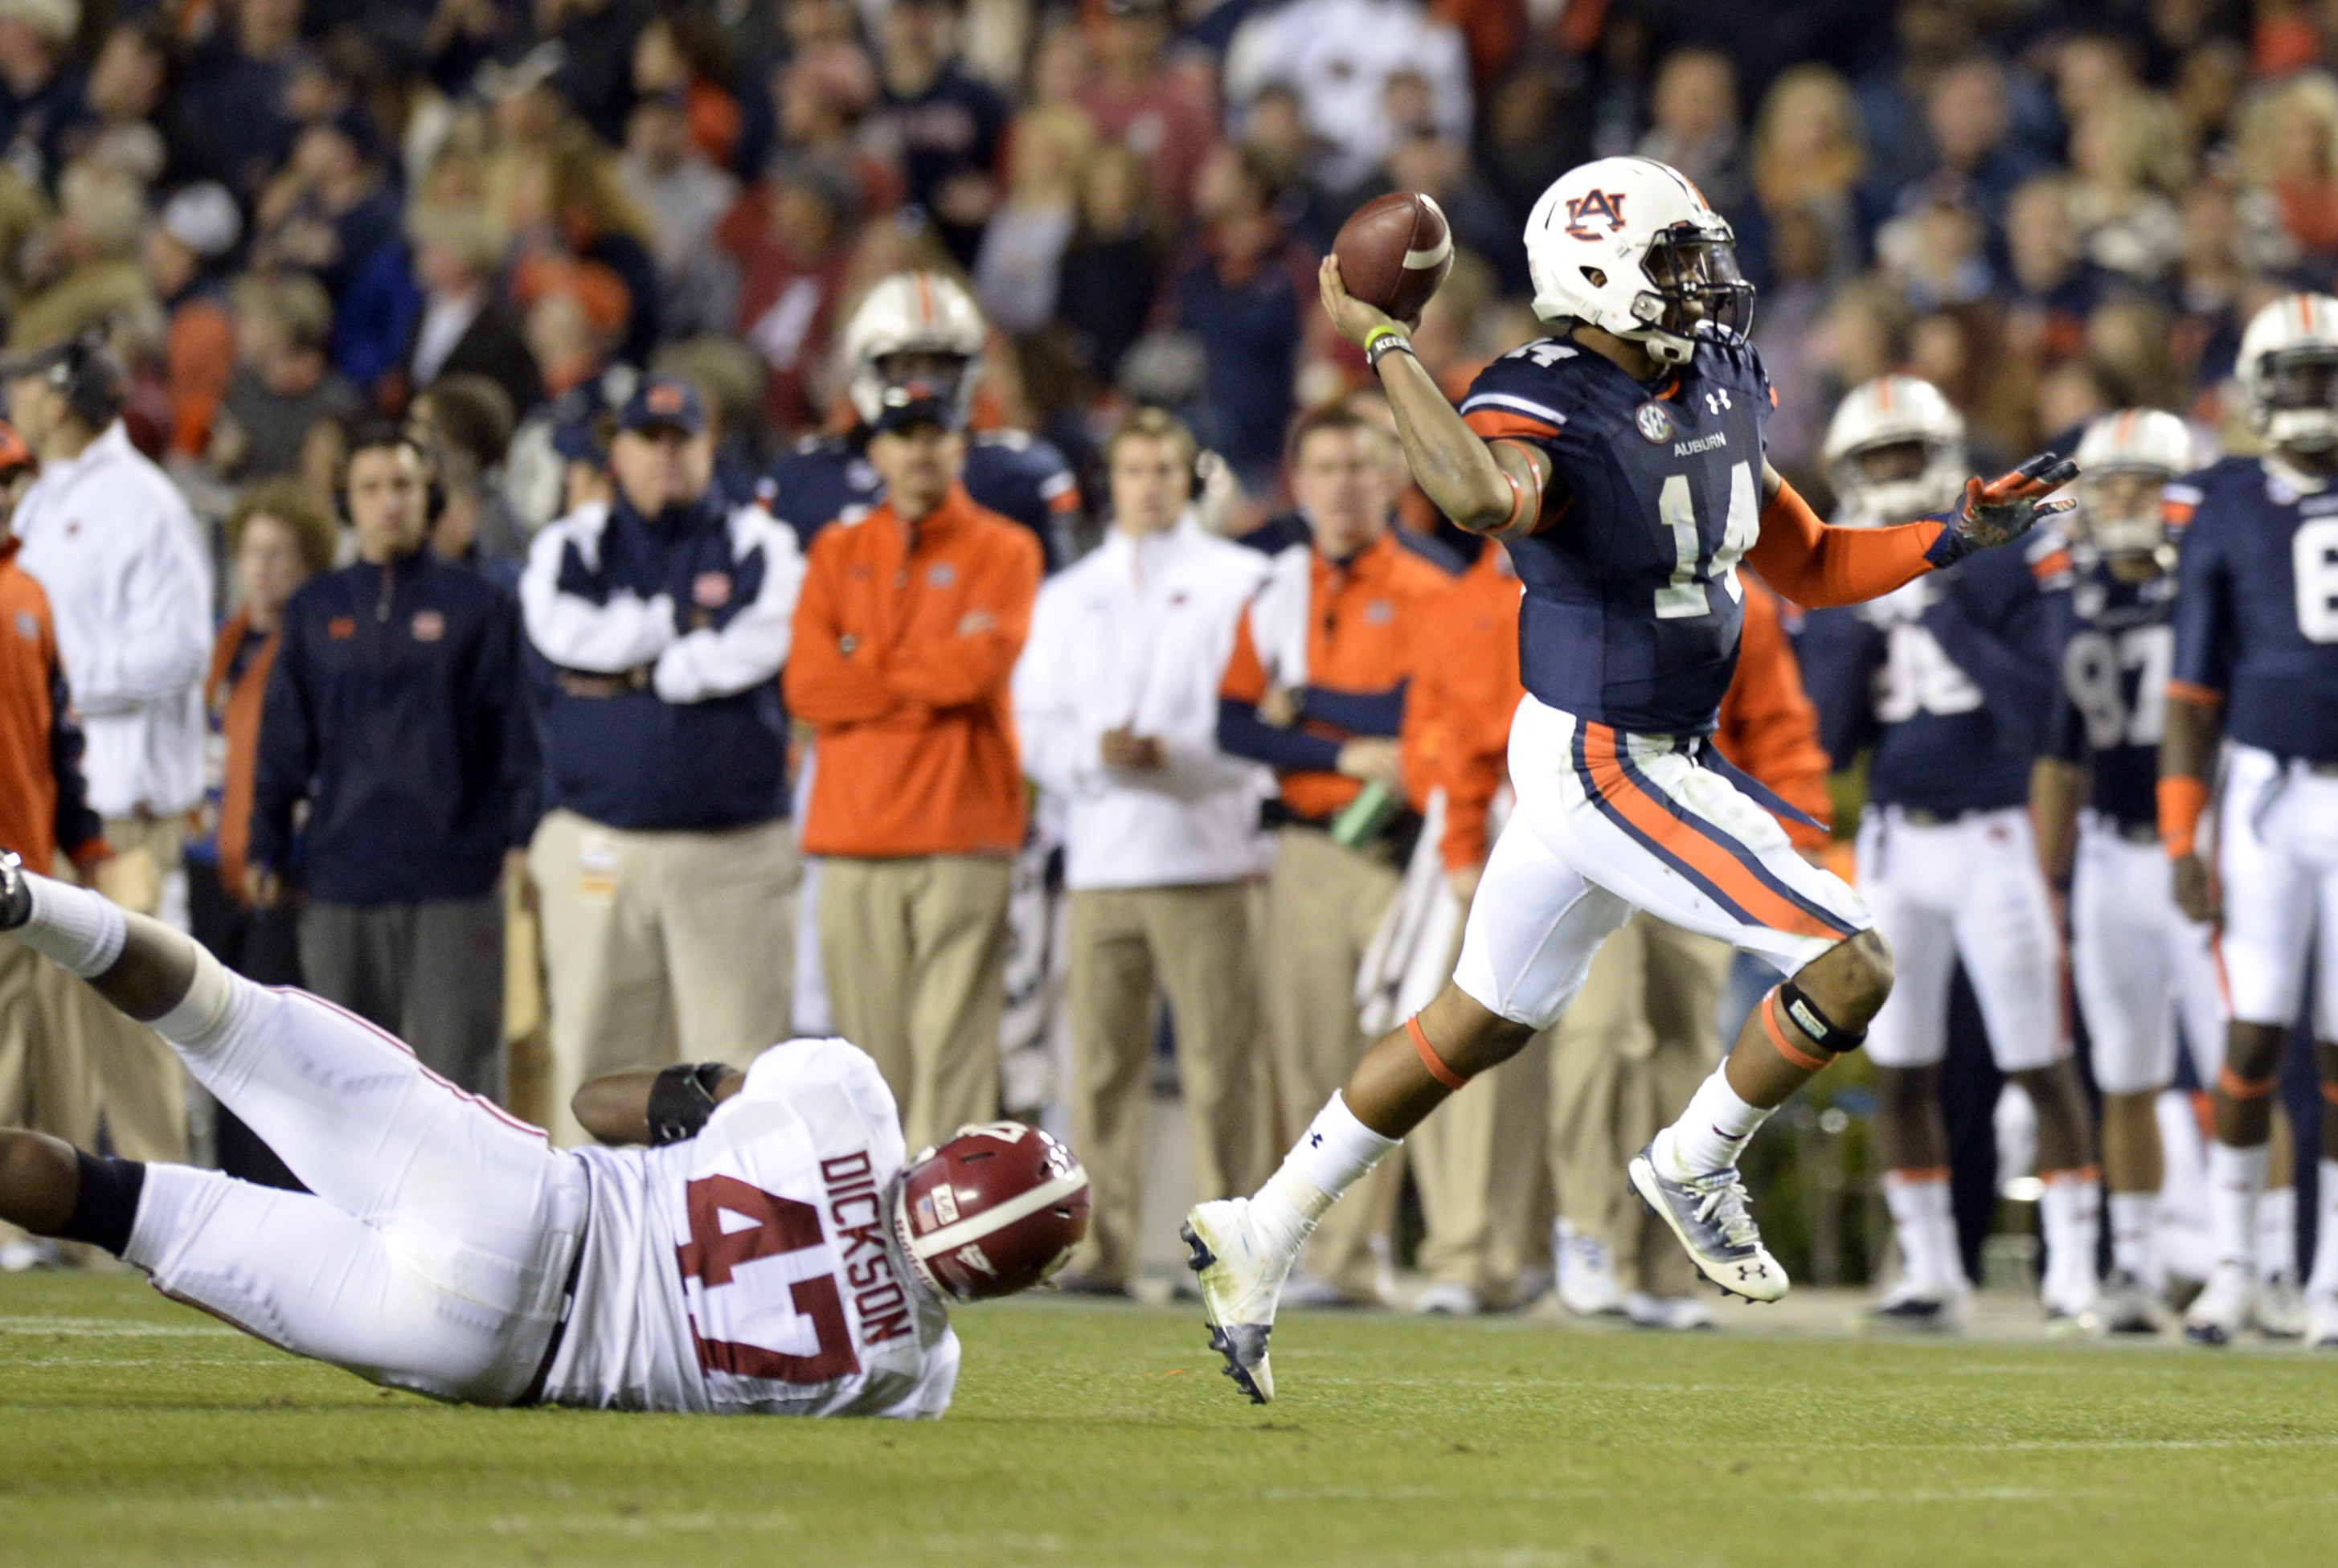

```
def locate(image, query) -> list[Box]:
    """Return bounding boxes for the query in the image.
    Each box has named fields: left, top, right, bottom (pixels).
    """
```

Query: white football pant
left=2216, top=745, right=2338, bottom=1038
left=2070, top=817, right=2225, bottom=1094
left=125, top=972, right=587, bottom=1404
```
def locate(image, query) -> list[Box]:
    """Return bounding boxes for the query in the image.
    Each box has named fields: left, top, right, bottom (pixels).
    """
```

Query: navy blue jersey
left=756, top=428, right=1082, bottom=570
left=2040, top=550, right=2178, bottom=833
left=2168, top=455, right=2338, bottom=762
left=1798, top=536, right=2058, bottom=817
left=1459, top=336, right=1773, bottom=733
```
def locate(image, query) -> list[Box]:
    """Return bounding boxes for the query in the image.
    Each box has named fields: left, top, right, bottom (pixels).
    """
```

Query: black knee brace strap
left=1779, top=978, right=1865, bottom=1055
left=61, top=1152, right=145, bottom=1258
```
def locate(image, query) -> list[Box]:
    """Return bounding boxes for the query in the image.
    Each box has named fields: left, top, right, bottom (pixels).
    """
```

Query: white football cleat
left=1624, top=1292, right=1714, bottom=1331
left=2183, top=1261, right=2253, bottom=1346
left=1862, top=1280, right=1972, bottom=1334
left=1181, top=1198, right=1292, bottom=1404
left=1628, top=1143, right=1788, bottom=1302
left=2256, top=1271, right=2307, bottom=1339
left=1556, top=1221, right=1625, bottom=1316
left=2308, top=1294, right=2338, bottom=1350
left=1411, top=1281, right=1481, bottom=1316
left=2086, top=1271, right=2164, bottom=1337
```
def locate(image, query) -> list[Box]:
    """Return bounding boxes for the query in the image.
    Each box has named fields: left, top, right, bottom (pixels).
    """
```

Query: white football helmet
left=2071, top=408, right=2196, bottom=558
left=843, top=270, right=987, bottom=430
left=2238, top=292, right=2338, bottom=455
left=1524, top=156, right=1753, bottom=366
left=1821, top=375, right=1968, bottom=524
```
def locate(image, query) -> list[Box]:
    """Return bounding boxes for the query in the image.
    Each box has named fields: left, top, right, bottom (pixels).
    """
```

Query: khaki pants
left=821, top=854, right=1012, bottom=1154
left=1411, top=1028, right=1554, bottom=1303
left=1063, top=882, right=1259, bottom=1286
left=1263, top=825, right=1403, bottom=1299
left=1548, top=912, right=1733, bottom=1295
left=63, top=817, right=187, bottom=1164
left=530, top=810, right=799, bottom=1146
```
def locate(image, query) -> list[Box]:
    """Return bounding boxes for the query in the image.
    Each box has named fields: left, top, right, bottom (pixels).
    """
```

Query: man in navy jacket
left=519, top=377, right=805, bottom=1145
left=249, top=425, right=537, bottom=1099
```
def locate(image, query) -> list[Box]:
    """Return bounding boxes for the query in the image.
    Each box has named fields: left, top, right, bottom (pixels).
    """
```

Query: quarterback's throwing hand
left=1318, top=256, right=1404, bottom=349
left=1951, top=450, right=2081, bottom=550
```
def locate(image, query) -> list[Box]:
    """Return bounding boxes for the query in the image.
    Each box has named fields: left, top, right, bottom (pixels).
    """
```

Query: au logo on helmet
left=1564, top=190, right=1629, bottom=240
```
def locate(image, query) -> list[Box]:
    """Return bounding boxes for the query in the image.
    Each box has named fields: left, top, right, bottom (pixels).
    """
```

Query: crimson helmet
left=893, top=1122, right=1089, bottom=1301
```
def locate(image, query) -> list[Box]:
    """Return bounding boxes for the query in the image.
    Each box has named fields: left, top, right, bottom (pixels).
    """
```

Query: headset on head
left=334, top=422, right=448, bottom=528
left=38, top=333, right=127, bottom=432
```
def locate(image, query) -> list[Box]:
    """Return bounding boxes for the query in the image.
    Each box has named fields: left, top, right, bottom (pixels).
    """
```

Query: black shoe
left=1049, top=1270, right=1131, bottom=1299
left=0, top=850, right=31, bottom=931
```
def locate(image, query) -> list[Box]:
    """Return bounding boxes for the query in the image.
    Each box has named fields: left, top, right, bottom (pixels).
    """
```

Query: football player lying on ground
left=0, top=852, right=1088, bottom=1415
left=1182, top=155, right=2078, bottom=1402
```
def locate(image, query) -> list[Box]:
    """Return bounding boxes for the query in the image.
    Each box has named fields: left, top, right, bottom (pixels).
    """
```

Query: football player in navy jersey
left=754, top=272, right=1084, bottom=568
left=1178, top=155, right=2078, bottom=1402
left=1798, top=377, right=2101, bottom=1332
left=2033, top=408, right=2221, bottom=1337
left=2161, top=293, right=2338, bottom=1349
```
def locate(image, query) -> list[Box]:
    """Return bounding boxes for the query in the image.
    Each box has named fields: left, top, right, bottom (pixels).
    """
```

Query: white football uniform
left=121, top=967, right=955, bottom=1416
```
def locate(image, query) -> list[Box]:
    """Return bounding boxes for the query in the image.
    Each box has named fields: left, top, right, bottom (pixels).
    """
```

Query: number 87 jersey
left=1460, top=333, right=1771, bottom=735
left=2167, top=453, right=2338, bottom=760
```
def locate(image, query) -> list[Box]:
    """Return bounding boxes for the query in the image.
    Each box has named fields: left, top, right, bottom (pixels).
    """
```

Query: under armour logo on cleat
left=1737, top=1264, right=1758, bottom=1281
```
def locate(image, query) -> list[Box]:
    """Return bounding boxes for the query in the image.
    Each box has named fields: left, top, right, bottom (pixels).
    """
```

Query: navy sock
left=60, top=1152, right=145, bottom=1257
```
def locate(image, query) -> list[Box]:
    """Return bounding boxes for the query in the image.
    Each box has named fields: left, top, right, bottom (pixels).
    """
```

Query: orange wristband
left=2158, top=776, right=2209, bottom=859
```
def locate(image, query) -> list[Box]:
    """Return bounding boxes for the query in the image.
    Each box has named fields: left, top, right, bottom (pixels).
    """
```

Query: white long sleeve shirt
left=1013, top=516, right=1272, bottom=891
left=12, top=423, right=212, bottom=817
left=1225, top=0, right=1473, bottom=191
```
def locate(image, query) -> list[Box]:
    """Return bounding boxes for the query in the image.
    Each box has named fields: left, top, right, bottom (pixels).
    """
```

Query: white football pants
left=2070, top=817, right=2225, bottom=1095
left=125, top=971, right=588, bottom=1404
left=2217, top=745, right=2338, bottom=1038
left=1857, top=806, right=2065, bottom=1073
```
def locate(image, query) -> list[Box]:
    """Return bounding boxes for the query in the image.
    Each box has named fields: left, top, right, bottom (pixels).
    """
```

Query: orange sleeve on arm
left=1743, top=480, right=1944, bottom=608
left=2158, top=776, right=2209, bottom=859
left=781, top=545, right=903, bottom=727
left=881, top=531, right=1042, bottom=710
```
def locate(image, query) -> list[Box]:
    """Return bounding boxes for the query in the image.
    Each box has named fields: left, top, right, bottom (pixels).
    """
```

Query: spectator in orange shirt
left=1216, top=403, right=1455, bottom=1304
left=785, top=397, right=1042, bottom=1152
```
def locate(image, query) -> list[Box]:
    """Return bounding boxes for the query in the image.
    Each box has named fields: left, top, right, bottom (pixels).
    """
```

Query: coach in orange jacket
left=1402, top=559, right=1832, bottom=1319
left=785, top=397, right=1042, bottom=1152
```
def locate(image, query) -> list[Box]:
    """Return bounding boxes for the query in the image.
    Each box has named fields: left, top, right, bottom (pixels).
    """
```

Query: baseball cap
left=617, top=375, right=706, bottom=437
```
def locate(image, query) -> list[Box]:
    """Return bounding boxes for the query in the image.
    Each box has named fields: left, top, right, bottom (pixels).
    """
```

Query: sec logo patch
left=411, top=610, right=446, bottom=643
left=1634, top=402, right=1673, bottom=443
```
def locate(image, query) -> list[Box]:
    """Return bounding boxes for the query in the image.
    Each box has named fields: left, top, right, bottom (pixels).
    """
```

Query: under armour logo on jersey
left=1308, top=1132, right=1324, bottom=1148
left=1705, top=389, right=1732, bottom=415
left=1563, top=189, right=1629, bottom=239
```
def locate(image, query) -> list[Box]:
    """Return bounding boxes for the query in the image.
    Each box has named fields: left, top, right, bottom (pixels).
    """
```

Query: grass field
left=5, top=1274, right=2337, bottom=1567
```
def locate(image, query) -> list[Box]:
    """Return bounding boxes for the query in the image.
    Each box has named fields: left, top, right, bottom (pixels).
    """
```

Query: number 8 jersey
left=2168, top=455, right=2338, bottom=758
left=1460, top=334, right=1772, bottom=734
left=544, top=1038, right=960, bottom=1416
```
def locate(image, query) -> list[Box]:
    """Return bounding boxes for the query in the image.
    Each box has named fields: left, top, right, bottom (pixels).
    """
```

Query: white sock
left=1881, top=1169, right=1963, bottom=1292
left=1656, top=1066, right=1770, bottom=1179
left=2258, top=1185, right=2297, bottom=1283
left=2040, top=1168, right=2102, bottom=1300
left=12, top=870, right=127, bottom=977
left=2310, top=1161, right=2338, bottom=1300
left=1250, top=1093, right=1397, bottom=1260
left=2206, top=1140, right=2268, bottom=1269
left=2107, top=1191, right=2156, bottom=1280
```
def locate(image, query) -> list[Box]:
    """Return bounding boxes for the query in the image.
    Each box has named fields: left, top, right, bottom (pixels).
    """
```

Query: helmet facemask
left=2258, top=346, right=2338, bottom=454
left=870, top=349, right=977, bottom=432
left=2074, top=466, right=2172, bottom=559
left=1623, top=226, right=1755, bottom=366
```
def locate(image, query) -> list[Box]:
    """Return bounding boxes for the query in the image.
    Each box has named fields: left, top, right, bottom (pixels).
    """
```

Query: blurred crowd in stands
left=0, top=0, right=2332, bottom=1306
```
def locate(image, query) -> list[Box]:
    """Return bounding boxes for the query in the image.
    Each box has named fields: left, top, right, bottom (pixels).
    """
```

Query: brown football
left=1332, top=191, right=1454, bottom=323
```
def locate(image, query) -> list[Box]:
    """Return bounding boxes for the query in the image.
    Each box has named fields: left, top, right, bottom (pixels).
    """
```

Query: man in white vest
left=6, top=334, right=211, bottom=1168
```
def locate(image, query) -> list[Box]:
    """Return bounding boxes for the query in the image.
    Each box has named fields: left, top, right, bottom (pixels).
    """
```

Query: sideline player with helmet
left=2161, top=292, right=2338, bottom=1349
left=1799, top=376, right=2101, bottom=1332
left=1181, top=155, right=2078, bottom=1401
left=0, top=851, right=1089, bottom=1414
left=758, top=271, right=1083, bottom=567
left=2032, top=408, right=2221, bottom=1336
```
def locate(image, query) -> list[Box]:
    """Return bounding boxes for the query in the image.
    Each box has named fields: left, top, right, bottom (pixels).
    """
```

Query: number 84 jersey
left=546, top=1039, right=960, bottom=1416
left=1460, top=335, right=1772, bottom=735
left=2169, top=455, right=2338, bottom=762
